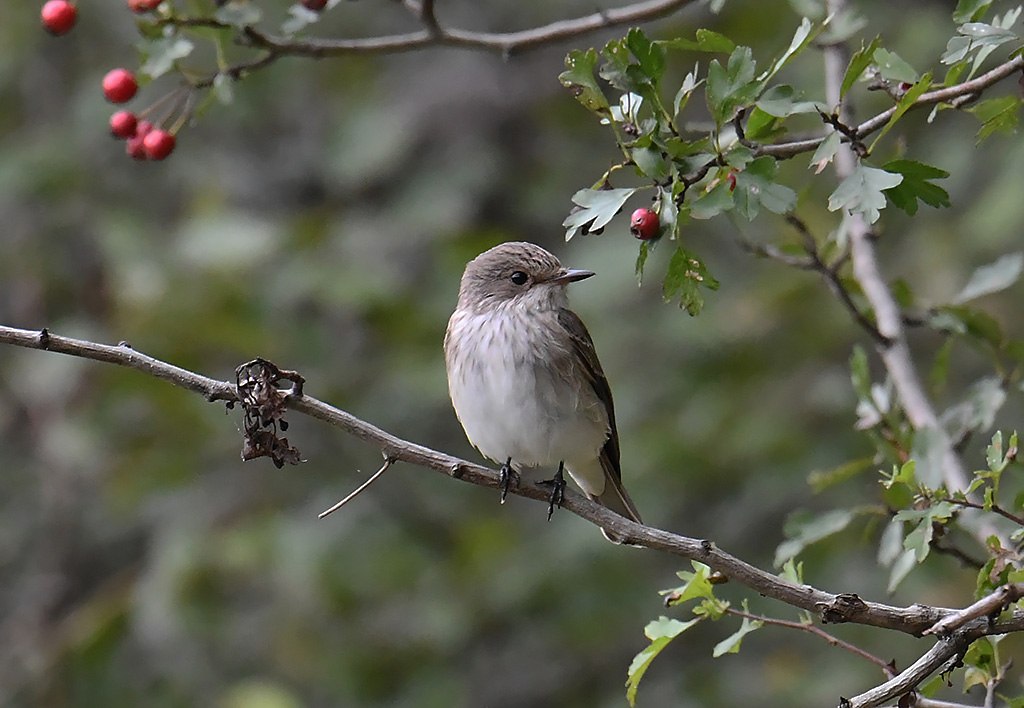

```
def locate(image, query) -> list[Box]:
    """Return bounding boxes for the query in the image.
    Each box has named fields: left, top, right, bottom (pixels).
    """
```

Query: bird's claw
left=542, top=462, right=566, bottom=521
left=499, top=458, right=519, bottom=504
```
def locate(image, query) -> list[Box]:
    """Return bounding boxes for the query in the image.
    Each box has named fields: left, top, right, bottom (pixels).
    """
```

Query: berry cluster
left=41, top=0, right=179, bottom=161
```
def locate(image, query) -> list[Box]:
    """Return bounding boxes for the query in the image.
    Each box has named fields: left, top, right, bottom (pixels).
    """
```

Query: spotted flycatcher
left=444, top=242, right=642, bottom=542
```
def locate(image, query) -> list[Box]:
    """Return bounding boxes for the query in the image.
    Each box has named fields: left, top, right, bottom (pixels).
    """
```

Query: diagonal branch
left=845, top=636, right=971, bottom=708
left=3, top=323, right=1024, bottom=640
left=760, top=54, right=1024, bottom=160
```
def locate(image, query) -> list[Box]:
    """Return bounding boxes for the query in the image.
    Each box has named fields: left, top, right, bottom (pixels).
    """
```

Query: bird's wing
left=557, top=308, right=642, bottom=528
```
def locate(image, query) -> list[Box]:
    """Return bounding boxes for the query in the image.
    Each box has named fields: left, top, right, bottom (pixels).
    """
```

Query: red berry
left=725, top=172, right=737, bottom=192
left=629, top=208, right=660, bottom=241
left=103, top=69, right=138, bottom=104
left=126, top=120, right=153, bottom=160
left=109, top=111, right=138, bottom=139
left=41, top=0, right=77, bottom=35
left=300, top=0, right=329, bottom=10
left=127, top=0, right=163, bottom=11
left=143, top=129, right=176, bottom=160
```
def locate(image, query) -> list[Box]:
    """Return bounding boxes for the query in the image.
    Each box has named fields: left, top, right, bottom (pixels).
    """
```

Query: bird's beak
left=551, top=268, right=595, bottom=285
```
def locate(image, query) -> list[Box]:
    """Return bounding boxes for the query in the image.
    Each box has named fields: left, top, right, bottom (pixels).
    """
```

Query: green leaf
left=759, top=17, right=817, bottom=83
left=881, top=159, right=951, bottom=216
left=968, top=95, right=1023, bottom=142
left=934, top=305, right=1004, bottom=349
left=755, top=84, right=822, bottom=117
left=632, top=147, right=669, bottom=180
left=953, top=253, right=1024, bottom=304
left=888, top=548, right=917, bottom=592
left=673, top=66, right=702, bottom=116
left=954, top=0, right=994, bottom=23
left=559, top=49, right=611, bottom=115
left=214, top=1, right=262, bottom=27
left=626, top=616, right=701, bottom=706
left=808, top=456, right=875, bottom=493
left=713, top=612, right=762, bottom=657
left=872, top=47, right=919, bottom=83
left=664, top=561, right=716, bottom=605
left=705, top=46, right=759, bottom=124
left=809, top=131, right=842, bottom=171
left=626, top=27, right=667, bottom=86
left=732, top=156, right=797, bottom=219
left=850, top=345, right=871, bottom=400
left=869, top=73, right=932, bottom=152
left=661, top=29, right=736, bottom=54
left=877, top=517, right=905, bottom=566
left=662, top=247, right=719, bottom=316
left=635, top=241, right=650, bottom=286
left=656, top=185, right=680, bottom=240
left=842, top=37, right=883, bottom=98
left=774, top=508, right=856, bottom=566
left=827, top=163, right=903, bottom=224
left=690, top=181, right=735, bottom=220
left=562, top=187, right=637, bottom=240
left=139, top=37, right=195, bottom=79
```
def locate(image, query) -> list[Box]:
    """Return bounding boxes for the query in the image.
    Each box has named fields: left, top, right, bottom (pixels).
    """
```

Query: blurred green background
left=3, top=1, right=1024, bottom=706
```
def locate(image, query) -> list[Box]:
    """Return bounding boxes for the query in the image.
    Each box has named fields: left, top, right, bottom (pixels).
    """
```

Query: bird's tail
left=593, top=475, right=642, bottom=544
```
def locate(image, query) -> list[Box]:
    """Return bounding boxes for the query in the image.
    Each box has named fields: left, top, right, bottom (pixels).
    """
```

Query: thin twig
left=726, top=607, right=895, bottom=676
left=319, top=456, right=394, bottom=518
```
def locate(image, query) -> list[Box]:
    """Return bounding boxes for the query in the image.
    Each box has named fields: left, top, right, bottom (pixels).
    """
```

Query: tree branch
left=822, top=0, right=973, bottom=499
left=235, top=0, right=698, bottom=58
left=760, top=54, right=1024, bottom=160
left=4, top=323, right=1024, bottom=640
left=846, top=636, right=970, bottom=708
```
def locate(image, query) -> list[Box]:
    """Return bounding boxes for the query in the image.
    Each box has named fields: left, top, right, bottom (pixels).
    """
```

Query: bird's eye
left=509, top=271, right=528, bottom=285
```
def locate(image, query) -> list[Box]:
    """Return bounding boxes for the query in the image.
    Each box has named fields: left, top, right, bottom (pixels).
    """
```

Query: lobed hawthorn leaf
left=215, top=1, right=262, bottom=28
left=869, top=73, right=933, bottom=152
left=841, top=36, right=882, bottom=98
left=881, top=159, right=951, bottom=216
left=872, top=47, right=919, bottom=84
left=968, top=95, right=1023, bottom=143
left=953, top=252, right=1024, bottom=304
left=139, top=36, right=195, bottom=79
left=755, top=84, right=822, bottom=117
left=559, top=49, right=611, bottom=115
left=732, top=155, right=798, bottom=220
left=827, top=163, right=903, bottom=224
left=690, top=180, right=735, bottom=220
left=626, top=28, right=667, bottom=86
left=705, top=46, right=759, bottom=124
left=660, top=28, right=736, bottom=54
left=626, top=616, right=701, bottom=706
left=744, top=106, right=785, bottom=142
left=942, top=9, right=1020, bottom=76
left=712, top=611, right=762, bottom=658
left=663, top=247, right=719, bottom=316
left=562, top=187, right=637, bottom=241
left=954, top=0, right=995, bottom=23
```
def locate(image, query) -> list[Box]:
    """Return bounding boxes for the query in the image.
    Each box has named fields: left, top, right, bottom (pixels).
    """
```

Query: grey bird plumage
left=444, top=241, right=642, bottom=542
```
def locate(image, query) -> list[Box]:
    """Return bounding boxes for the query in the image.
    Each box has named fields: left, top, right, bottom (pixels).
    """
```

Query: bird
left=444, top=241, right=642, bottom=542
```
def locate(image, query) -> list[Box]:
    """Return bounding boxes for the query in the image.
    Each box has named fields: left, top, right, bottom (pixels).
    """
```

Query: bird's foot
left=499, top=458, right=519, bottom=504
left=541, top=462, right=566, bottom=521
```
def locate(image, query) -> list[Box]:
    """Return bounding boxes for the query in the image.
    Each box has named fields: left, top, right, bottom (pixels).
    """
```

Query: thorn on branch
left=235, top=357, right=305, bottom=468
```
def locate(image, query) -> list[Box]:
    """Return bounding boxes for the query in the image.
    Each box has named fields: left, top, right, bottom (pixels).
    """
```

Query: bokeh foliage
left=4, top=0, right=1024, bottom=706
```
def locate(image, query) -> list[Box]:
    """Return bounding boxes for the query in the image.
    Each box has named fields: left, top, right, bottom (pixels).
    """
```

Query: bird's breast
left=445, top=307, right=609, bottom=469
